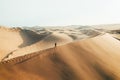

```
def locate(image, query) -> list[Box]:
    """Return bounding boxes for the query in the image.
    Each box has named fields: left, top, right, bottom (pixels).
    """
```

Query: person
left=55, top=43, right=57, bottom=47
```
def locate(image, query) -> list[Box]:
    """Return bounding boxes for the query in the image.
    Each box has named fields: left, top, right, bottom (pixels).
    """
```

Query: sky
left=0, top=0, right=120, bottom=27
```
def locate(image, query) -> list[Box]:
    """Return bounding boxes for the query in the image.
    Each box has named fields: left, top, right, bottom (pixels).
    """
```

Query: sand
left=1, top=33, right=120, bottom=80
left=6, top=32, right=73, bottom=60
left=92, top=24, right=120, bottom=30
left=0, top=26, right=101, bottom=61
left=0, top=27, right=23, bottom=60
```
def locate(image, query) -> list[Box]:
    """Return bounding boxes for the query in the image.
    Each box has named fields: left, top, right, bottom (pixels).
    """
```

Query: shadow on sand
left=19, top=30, right=51, bottom=48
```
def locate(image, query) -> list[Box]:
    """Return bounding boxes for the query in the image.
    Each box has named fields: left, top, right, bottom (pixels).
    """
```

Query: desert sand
left=1, top=32, right=120, bottom=80
left=1, top=25, right=120, bottom=80
left=0, top=26, right=43, bottom=61
left=0, top=26, right=100, bottom=61
left=93, top=24, right=120, bottom=41
left=7, top=32, right=73, bottom=60
left=0, top=27, right=23, bottom=60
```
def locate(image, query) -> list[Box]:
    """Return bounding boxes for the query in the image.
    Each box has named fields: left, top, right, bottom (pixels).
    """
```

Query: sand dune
left=1, top=33, right=120, bottom=80
left=6, top=32, right=73, bottom=60
left=92, top=24, right=120, bottom=41
left=0, top=27, right=23, bottom=60
left=92, top=24, right=120, bottom=30
left=0, top=27, right=50, bottom=61
left=0, top=26, right=77, bottom=61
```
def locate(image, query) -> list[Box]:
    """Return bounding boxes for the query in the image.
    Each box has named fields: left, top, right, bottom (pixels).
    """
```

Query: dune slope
left=0, top=27, right=23, bottom=60
left=1, top=34, right=120, bottom=80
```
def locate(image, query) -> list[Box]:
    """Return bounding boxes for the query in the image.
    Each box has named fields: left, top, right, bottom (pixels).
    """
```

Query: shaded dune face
left=1, top=34, right=120, bottom=80
left=19, top=29, right=51, bottom=48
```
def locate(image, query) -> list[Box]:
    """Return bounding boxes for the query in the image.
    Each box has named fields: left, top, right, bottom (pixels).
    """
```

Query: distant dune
left=1, top=33, right=120, bottom=80
left=92, top=24, right=120, bottom=30
left=93, top=24, right=120, bottom=41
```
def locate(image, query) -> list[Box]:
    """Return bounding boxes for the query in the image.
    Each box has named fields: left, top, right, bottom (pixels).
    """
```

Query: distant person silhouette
left=55, top=43, right=57, bottom=47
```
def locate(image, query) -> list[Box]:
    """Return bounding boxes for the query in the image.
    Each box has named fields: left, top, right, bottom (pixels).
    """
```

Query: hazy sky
left=0, top=0, right=120, bottom=27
